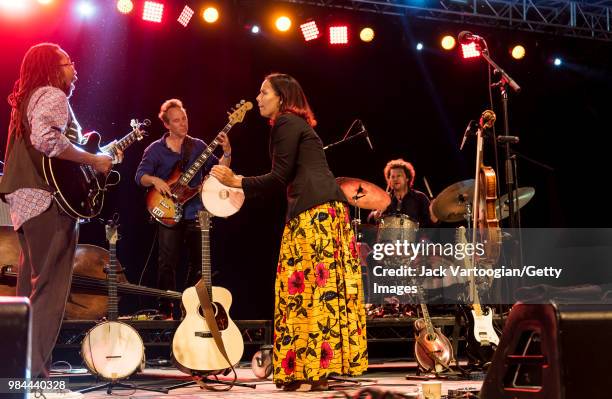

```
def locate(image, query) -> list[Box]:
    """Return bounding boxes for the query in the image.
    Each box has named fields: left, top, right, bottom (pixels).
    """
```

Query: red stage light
left=329, top=25, right=348, bottom=45
left=460, top=42, right=481, bottom=59
left=142, top=1, right=163, bottom=23
left=177, top=5, right=194, bottom=27
left=300, top=20, right=320, bottom=42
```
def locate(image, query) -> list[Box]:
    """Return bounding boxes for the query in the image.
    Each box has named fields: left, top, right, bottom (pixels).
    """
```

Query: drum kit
left=335, top=176, right=535, bottom=318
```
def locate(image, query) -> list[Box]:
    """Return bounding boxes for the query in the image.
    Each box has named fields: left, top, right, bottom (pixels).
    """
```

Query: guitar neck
left=114, top=128, right=141, bottom=152
left=456, top=227, right=483, bottom=313
left=179, top=123, right=233, bottom=186
left=419, top=303, right=436, bottom=337
left=108, top=243, right=118, bottom=321
left=200, top=213, right=213, bottom=299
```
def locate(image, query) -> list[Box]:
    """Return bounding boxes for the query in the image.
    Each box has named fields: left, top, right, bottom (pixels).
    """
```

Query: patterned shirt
left=5, top=86, right=72, bottom=230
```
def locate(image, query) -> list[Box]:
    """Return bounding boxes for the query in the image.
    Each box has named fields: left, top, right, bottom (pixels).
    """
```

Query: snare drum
left=377, top=214, right=419, bottom=243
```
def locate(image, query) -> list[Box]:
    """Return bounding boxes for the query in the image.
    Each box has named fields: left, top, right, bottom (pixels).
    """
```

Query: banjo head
left=81, top=321, right=144, bottom=380
left=201, top=175, right=244, bottom=217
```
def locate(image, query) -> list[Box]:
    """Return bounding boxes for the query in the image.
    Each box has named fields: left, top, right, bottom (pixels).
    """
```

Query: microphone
left=460, top=120, right=478, bottom=151
left=458, top=31, right=485, bottom=44
left=359, top=120, right=374, bottom=151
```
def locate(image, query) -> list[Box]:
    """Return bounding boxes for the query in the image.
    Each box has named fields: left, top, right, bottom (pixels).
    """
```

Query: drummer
left=369, top=158, right=438, bottom=228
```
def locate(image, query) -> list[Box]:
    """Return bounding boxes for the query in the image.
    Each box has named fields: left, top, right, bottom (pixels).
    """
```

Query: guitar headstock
left=227, top=100, right=253, bottom=125
left=105, top=221, right=120, bottom=245
left=197, top=210, right=211, bottom=230
left=130, top=118, right=150, bottom=141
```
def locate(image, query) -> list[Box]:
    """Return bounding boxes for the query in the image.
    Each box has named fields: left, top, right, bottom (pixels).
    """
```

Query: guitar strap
left=194, top=279, right=237, bottom=390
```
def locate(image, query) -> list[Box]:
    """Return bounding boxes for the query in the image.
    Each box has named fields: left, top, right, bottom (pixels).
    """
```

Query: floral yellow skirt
left=272, top=201, right=368, bottom=385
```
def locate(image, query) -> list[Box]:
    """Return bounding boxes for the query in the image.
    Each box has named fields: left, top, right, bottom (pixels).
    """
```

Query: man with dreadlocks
left=0, top=43, right=112, bottom=380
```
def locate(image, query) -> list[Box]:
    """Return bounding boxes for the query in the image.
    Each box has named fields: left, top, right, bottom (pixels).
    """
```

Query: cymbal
left=496, top=187, right=535, bottom=220
left=431, top=179, right=475, bottom=223
left=336, top=177, right=391, bottom=210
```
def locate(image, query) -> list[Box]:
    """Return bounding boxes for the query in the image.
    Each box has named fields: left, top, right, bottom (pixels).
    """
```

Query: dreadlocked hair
left=8, top=43, right=64, bottom=136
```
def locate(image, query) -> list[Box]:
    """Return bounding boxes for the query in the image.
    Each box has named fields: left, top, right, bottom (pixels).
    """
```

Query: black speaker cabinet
left=0, top=296, right=31, bottom=379
left=480, top=302, right=612, bottom=399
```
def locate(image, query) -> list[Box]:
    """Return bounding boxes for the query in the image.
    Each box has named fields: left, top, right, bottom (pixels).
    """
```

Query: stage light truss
left=277, top=0, right=612, bottom=42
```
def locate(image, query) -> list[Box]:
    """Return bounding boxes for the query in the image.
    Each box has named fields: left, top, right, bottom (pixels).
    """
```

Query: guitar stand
left=165, top=371, right=257, bottom=391
left=80, top=380, right=169, bottom=394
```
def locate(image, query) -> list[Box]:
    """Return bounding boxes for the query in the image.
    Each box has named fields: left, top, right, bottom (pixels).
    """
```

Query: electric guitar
left=146, top=101, right=252, bottom=226
left=171, top=210, right=244, bottom=373
left=42, top=119, right=149, bottom=219
left=456, top=226, right=499, bottom=365
left=80, top=221, right=145, bottom=380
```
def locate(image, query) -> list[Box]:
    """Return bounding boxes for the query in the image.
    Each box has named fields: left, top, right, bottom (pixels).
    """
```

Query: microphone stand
left=480, top=48, right=521, bottom=230
left=480, top=47, right=524, bottom=309
left=323, top=130, right=368, bottom=151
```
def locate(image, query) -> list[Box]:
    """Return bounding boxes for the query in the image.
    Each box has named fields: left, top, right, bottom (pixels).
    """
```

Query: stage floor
left=59, top=360, right=484, bottom=398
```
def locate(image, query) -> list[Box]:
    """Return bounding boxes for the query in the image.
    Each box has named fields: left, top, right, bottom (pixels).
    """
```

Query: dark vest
left=0, top=89, right=80, bottom=200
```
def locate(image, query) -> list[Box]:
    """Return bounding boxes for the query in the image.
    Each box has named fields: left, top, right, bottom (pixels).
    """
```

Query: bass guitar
left=146, top=101, right=252, bottom=226
left=80, top=221, right=145, bottom=380
left=172, top=210, right=244, bottom=373
left=456, top=226, right=499, bottom=366
left=42, top=119, right=149, bottom=219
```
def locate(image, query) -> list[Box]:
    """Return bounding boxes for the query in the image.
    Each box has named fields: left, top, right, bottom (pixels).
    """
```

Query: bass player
left=135, top=98, right=232, bottom=320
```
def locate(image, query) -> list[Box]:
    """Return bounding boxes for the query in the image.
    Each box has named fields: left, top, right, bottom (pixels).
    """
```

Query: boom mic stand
left=323, top=119, right=370, bottom=151
left=479, top=46, right=521, bottom=230
left=479, top=41, right=523, bottom=311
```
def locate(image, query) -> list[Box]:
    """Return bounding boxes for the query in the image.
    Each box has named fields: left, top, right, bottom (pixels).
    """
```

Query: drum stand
left=350, top=190, right=366, bottom=240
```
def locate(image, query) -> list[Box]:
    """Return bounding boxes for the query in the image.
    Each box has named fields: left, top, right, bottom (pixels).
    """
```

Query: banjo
left=201, top=175, right=244, bottom=217
left=80, top=220, right=145, bottom=380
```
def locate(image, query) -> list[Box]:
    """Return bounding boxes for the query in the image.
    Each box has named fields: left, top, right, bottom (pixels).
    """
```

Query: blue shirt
left=135, top=133, right=219, bottom=220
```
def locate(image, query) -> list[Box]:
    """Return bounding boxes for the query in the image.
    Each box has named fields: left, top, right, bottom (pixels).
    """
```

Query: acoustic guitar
left=171, top=210, right=244, bottom=373
left=146, top=101, right=252, bottom=226
left=42, top=119, right=149, bottom=219
left=80, top=221, right=145, bottom=380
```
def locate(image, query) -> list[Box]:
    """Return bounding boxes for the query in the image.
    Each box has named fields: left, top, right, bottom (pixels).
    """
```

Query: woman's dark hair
left=265, top=73, right=317, bottom=127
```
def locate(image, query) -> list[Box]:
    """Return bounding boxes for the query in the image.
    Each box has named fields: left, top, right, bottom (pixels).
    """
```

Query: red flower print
left=345, top=211, right=350, bottom=223
left=288, top=271, right=305, bottom=295
left=320, top=341, right=334, bottom=369
left=328, top=207, right=336, bottom=219
left=315, top=263, right=330, bottom=287
left=357, top=325, right=362, bottom=335
left=277, top=262, right=282, bottom=273
left=349, top=237, right=358, bottom=258
left=282, top=350, right=296, bottom=374
left=333, top=250, right=339, bottom=259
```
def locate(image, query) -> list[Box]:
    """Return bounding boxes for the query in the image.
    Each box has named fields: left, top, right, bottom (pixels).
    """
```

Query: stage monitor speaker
left=480, top=302, right=612, bottom=399
left=0, top=296, right=31, bottom=380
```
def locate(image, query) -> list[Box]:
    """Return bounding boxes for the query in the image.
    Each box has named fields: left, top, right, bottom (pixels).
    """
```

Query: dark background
left=1, top=0, right=611, bottom=320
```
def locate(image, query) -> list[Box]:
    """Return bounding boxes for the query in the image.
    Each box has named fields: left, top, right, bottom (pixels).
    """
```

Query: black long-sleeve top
left=242, top=113, right=346, bottom=221
left=382, top=189, right=434, bottom=228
